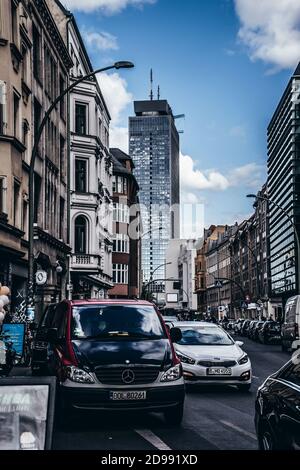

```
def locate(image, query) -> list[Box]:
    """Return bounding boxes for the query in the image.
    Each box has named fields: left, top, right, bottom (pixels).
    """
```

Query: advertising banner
left=1, top=324, right=25, bottom=359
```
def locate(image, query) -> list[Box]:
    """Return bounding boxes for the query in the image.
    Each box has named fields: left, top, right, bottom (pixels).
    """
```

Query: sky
left=63, top=0, right=300, bottom=231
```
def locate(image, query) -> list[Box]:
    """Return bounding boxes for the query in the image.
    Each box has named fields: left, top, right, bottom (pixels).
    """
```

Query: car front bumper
left=59, top=381, right=185, bottom=412
left=181, top=363, right=252, bottom=385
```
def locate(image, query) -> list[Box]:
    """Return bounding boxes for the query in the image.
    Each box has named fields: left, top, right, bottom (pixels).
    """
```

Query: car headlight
left=65, top=366, right=95, bottom=384
left=238, top=354, right=249, bottom=365
left=176, top=352, right=196, bottom=365
left=160, top=364, right=182, bottom=382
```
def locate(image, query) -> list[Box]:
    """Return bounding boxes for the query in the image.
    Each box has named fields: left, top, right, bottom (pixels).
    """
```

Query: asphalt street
left=52, top=336, right=290, bottom=451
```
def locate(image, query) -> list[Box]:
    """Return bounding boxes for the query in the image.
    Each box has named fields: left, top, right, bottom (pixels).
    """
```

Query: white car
left=173, top=322, right=252, bottom=391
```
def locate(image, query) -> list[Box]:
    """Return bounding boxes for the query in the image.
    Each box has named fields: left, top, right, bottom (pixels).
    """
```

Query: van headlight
left=176, top=352, right=196, bottom=365
left=160, top=364, right=182, bottom=382
left=238, top=354, right=249, bottom=365
left=65, top=366, right=95, bottom=384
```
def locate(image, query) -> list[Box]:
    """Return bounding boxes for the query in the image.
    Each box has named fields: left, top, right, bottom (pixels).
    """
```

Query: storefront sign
left=0, top=377, right=56, bottom=450
left=1, top=323, right=25, bottom=359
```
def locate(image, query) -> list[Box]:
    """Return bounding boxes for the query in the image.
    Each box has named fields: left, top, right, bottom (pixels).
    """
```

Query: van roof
left=69, top=299, right=155, bottom=307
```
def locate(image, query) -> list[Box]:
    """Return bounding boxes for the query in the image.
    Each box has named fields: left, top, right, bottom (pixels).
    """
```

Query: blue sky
left=63, top=0, right=300, bottom=230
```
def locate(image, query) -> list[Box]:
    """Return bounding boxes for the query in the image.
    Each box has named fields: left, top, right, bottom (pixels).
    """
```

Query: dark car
left=248, top=320, right=258, bottom=340
left=255, top=352, right=300, bottom=449
left=258, top=321, right=281, bottom=345
left=253, top=321, right=265, bottom=342
left=31, top=299, right=185, bottom=425
left=241, top=319, right=251, bottom=337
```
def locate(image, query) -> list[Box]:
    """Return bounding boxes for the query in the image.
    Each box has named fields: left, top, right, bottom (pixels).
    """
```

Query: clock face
left=36, top=271, right=47, bottom=286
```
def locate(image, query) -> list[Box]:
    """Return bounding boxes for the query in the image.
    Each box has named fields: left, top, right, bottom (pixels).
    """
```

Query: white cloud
left=83, top=30, right=118, bottom=51
left=109, top=126, right=128, bottom=152
left=234, top=0, right=300, bottom=70
left=180, top=153, right=230, bottom=191
left=64, top=0, right=156, bottom=14
left=180, top=153, right=265, bottom=192
left=97, top=72, right=133, bottom=124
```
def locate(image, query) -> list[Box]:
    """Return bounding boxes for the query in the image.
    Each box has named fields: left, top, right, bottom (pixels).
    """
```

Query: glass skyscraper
left=129, top=100, right=180, bottom=288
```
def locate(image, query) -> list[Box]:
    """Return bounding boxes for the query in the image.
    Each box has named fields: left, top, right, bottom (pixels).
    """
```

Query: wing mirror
left=170, top=327, right=182, bottom=344
left=235, top=340, right=244, bottom=347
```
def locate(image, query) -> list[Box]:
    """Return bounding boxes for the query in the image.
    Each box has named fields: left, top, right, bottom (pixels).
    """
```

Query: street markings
left=134, top=429, right=172, bottom=450
left=220, top=420, right=257, bottom=440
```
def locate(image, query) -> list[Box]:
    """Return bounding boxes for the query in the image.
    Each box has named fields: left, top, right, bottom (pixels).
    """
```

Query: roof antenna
left=150, top=68, right=153, bottom=100
left=157, top=85, right=160, bottom=100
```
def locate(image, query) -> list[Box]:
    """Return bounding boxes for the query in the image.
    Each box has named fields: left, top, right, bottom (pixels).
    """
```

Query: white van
left=282, top=296, right=300, bottom=351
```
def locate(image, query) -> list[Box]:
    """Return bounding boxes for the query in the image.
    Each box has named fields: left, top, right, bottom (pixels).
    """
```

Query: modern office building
left=129, top=98, right=180, bottom=291
left=267, top=63, right=300, bottom=307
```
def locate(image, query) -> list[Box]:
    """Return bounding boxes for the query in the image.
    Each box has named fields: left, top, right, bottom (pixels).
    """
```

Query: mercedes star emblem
left=122, top=369, right=135, bottom=384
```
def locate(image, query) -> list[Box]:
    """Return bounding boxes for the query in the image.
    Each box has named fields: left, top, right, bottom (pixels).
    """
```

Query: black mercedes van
left=31, top=299, right=185, bottom=425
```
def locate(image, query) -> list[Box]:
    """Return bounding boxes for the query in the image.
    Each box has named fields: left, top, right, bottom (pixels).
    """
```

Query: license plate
left=207, top=367, right=232, bottom=376
left=109, top=391, right=147, bottom=401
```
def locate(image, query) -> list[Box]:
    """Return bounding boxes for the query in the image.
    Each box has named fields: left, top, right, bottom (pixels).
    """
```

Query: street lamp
left=140, top=226, right=163, bottom=239
left=247, top=193, right=300, bottom=294
left=28, top=61, right=134, bottom=316
left=150, top=262, right=172, bottom=281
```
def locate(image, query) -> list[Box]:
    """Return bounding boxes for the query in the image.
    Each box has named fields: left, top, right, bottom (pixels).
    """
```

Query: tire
left=164, top=402, right=184, bottom=426
left=237, top=383, right=251, bottom=392
left=258, top=422, right=278, bottom=450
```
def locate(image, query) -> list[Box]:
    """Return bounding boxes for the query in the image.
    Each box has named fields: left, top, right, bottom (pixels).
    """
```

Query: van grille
left=198, top=360, right=236, bottom=368
left=95, top=367, right=160, bottom=385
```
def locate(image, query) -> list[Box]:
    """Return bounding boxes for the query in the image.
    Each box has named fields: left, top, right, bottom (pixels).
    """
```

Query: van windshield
left=285, top=297, right=297, bottom=323
left=71, top=304, right=166, bottom=340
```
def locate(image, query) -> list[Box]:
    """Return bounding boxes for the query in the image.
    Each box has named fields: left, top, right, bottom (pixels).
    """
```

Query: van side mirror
left=47, top=328, right=58, bottom=343
left=170, top=327, right=182, bottom=343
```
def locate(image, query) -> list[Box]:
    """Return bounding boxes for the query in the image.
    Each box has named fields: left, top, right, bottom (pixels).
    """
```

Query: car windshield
left=71, top=304, right=166, bottom=340
left=177, top=326, right=233, bottom=346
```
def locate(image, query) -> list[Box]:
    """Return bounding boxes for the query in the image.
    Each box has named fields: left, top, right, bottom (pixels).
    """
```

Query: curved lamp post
left=28, top=61, right=134, bottom=315
left=247, top=193, right=300, bottom=295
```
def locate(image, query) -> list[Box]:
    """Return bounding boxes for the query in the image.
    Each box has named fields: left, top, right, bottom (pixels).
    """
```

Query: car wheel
left=237, top=383, right=251, bottom=392
left=164, top=402, right=184, bottom=426
left=258, top=422, right=277, bottom=450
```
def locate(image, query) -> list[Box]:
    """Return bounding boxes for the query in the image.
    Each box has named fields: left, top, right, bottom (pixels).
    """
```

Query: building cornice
left=34, top=225, right=71, bottom=253
left=30, top=0, right=73, bottom=70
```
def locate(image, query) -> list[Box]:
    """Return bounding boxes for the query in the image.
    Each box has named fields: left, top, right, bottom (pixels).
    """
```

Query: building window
left=75, top=215, right=88, bottom=254
left=59, top=75, right=66, bottom=119
left=59, top=135, right=65, bottom=179
left=113, top=203, right=129, bottom=223
left=34, top=173, right=41, bottom=223
left=21, top=44, right=28, bottom=83
left=112, top=176, right=127, bottom=194
left=113, top=234, right=129, bottom=253
left=113, top=264, right=128, bottom=284
left=22, top=199, right=28, bottom=233
left=13, top=92, right=20, bottom=138
left=13, top=180, right=20, bottom=227
left=0, top=81, right=7, bottom=135
left=0, top=177, right=7, bottom=214
left=75, top=159, right=87, bottom=193
left=59, top=197, right=65, bottom=240
left=11, top=0, right=18, bottom=45
left=32, top=24, right=41, bottom=80
left=75, top=103, right=87, bottom=135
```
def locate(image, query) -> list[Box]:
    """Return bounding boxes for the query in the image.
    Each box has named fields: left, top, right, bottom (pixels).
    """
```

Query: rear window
left=71, top=304, right=166, bottom=340
left=285, top=297, right=298, bottom=324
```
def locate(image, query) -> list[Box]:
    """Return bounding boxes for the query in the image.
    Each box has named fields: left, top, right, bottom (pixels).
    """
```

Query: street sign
left=35, top=270, right=47, bottom=286
left=241, top=302, right=248, bottom=309
left=215, top=280, right=223, bottom=288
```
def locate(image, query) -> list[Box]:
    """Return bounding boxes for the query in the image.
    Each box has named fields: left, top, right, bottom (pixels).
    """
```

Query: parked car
left=258, top=321, right=281, bottom=345
left=173, top=322, right=252, bottom=392
left=248, top=320, right=258, bottom=340
left=253, top=321, right=265, bottom=342
left=234, top=319, right=244, bottom=335
left=281, top=295, right=300, bottom=351
left=31, top=299, right=185, bottom=425
left=241, top=319, right=251, bottom=337
left=255, top=352, right=300, bottom=449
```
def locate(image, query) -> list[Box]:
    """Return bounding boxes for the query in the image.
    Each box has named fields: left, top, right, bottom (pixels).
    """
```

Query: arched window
left=75, top=215, right=88, bottom=254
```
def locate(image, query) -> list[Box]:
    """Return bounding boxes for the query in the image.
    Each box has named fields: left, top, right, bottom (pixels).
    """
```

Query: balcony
left=71, top=254, right=101, bottom=273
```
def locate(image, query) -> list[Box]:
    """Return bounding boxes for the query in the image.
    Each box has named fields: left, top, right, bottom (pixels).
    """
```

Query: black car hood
left=72, top=338, right=173, bottom=370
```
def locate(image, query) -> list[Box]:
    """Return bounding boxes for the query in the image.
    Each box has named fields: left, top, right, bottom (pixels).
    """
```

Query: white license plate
left=207, top=367, right=232, bottom=376
left=110, top=391, right=147, bottom=401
